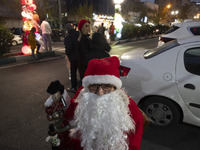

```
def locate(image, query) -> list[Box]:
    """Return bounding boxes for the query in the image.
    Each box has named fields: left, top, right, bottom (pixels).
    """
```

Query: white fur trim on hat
left=82, top=75, right=122, bottom=89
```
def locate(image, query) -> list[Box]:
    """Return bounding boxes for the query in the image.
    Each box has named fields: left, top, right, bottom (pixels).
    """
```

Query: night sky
left=92, top=0, right=115, bottom=15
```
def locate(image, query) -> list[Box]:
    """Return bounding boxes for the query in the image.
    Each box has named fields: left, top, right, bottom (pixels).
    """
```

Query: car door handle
left=184, top=84, right=195, bottom=90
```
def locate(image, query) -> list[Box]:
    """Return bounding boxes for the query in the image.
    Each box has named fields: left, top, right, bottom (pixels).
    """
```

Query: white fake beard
left=74, top=89, right=135, bottom=150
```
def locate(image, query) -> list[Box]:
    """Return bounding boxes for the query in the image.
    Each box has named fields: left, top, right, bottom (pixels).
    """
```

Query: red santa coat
left=60, top=87, right=144, bottom=150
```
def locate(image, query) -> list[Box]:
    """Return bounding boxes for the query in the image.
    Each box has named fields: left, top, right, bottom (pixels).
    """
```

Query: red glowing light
left=21, top=45, right=32, bottom=55
left=21, top=0, right=34, bottom=5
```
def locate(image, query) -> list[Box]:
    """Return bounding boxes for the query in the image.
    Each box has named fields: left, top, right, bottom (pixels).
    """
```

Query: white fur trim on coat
left=44, top=89, right=70, bottom=107
left=82, top=75, right=122, bottom=89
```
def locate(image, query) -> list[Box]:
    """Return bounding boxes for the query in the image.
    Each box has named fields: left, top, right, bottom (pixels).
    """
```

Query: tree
left=121, top=0, right=141, bottom=22
left=159, top=6, right=173, bottom=25
left=0, top=24, right=14, bottom=56
left=149, top=9, right=160, bottom=25
left=178, top=4, right=190, bottom=21
left=75, top=0, right=93, bottom=22
left=34, top=0, right=51, bottom=20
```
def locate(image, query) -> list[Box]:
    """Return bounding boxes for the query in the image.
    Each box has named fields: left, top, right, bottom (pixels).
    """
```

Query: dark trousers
left=77, top=58, right=87, bottom=84
left=70, top=60, right=79, bottom=88
left=31, top=42, right=41, bottom=60
left=42, top=34, right=52, bottom=51
left=110, top=34, right=115, bottom=41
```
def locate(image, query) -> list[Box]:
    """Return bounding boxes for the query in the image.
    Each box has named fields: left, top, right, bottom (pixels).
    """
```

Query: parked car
left=51, top=29, right=66, bottom=42
left=9, top=27, right=23, bottom=46
left=120, top=36, right=200, bottom=127
left=158, top=20, right=200, bottom=47
left=11, top=34, right=23, bottom=46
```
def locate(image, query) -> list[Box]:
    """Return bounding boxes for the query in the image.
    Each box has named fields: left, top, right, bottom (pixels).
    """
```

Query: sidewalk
left=0, top=35, right=158, bottom=66
left=0, top=43, right=65, bottom=66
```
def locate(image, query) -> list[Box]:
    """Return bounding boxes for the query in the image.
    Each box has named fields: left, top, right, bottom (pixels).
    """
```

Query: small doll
left=46, top=124, right=60, bottom=150
left=45, top=80, right=70, bottom=121
left=45, top=80, right=71, bottom=134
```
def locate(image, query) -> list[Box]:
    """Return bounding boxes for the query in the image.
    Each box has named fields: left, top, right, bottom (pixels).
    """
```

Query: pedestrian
left=97, top=22, right=106, bottom=35
left=109, top=21, right=115, bottom=41
left=41, top=17, right=52, bottom=52
left=28, top=27, right=40, bottom=60
left=63, top=56, right=144, bottom=150
left=84, top=32, right=111, bottom=67
left=64, top=23, right=80, bottom=93
left=77, top=19, right=91, bottom=82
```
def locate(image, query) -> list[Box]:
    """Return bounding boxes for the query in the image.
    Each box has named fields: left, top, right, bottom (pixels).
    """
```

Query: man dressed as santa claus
left=62, top=56, right=144, bottom=150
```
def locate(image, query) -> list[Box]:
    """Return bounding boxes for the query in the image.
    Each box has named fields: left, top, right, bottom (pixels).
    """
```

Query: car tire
left=12, top=40, right=18, bottom=46
left=140, top=97, right=181, bottom=127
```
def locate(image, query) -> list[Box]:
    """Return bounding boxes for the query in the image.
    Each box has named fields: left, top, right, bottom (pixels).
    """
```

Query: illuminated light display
left=92, top=13, right=114, bottom=40
left=113, top=0, right=124, bottom=39
left=22, top=45, right=31, bottom=55
left=23, top=20, right=32, bottom=31
left=21, top=0, right=40, bottom=55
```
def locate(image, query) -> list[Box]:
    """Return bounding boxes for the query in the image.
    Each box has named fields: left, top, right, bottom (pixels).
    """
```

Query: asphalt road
left=1, top=38, right=200, bottom=150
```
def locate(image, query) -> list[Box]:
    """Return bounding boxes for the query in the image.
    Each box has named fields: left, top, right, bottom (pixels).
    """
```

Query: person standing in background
left=97, top=22, right=106, bottom=35
left=77, top=19, right=91, bottom=82
left=41, top=18, right=52, bottom=52
left=64, top=23, right=80, bottom=93
left=28, top=27, right=40, bottom=60
left=84, top=32, right=111, bottom=67
left=109, top=21, right=115, bottom=41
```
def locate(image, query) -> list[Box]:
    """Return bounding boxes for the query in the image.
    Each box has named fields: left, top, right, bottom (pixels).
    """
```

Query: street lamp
left=171, top=10, right=179, bottom=15
left=171, top=10, right=179, bottom=23
left=160, top=3, right=172, bottom=25
left=194, top=14, right=200, bottom=19
left=167, top=4, right=171, bottom=9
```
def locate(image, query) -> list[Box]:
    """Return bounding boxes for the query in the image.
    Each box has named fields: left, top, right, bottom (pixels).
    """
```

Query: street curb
left=0, top=51, right=63, bottom=66
left=0, top=57, right=16, bottom=65
left=116, top=35, right=158, bottom=45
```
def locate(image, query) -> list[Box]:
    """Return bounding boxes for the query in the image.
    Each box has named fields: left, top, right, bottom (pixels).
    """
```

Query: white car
left=120, top=36, right=200, bottom=127
left=158, top=20, right=200, bottom=47
left=12, top=34, right=23, bottom=46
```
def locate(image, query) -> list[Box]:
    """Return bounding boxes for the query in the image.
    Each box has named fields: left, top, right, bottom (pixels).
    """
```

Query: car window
left=190, top=27, right=200, bottom=35
left=184, top=48, right=200, bottom=75
left=164, top=26, right=179, bottom=34
left=144, top=40, right=179, bottom=59
left=9, top=27, right=22, bottom=35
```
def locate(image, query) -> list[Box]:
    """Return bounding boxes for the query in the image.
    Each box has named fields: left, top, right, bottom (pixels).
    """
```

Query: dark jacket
left=64, top=29, right=79, bottom=61
left=78, top=34, right=91, bottom=57
left=84, top=33, right=111, bottom=65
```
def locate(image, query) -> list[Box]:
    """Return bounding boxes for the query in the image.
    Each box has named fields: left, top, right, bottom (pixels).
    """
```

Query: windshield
left=144, top=40, right=179, bottom=59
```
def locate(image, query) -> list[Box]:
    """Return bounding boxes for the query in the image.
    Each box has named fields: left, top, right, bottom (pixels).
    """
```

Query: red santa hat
left=82, top=56, right=122, bottom=89
left=78, top=19, right=90, bottom=31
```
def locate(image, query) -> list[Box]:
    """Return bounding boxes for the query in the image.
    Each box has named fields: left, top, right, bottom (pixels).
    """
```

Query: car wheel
left=12, top=40, right=18, bottom=46
left=140, top=97, right=181, bottom=127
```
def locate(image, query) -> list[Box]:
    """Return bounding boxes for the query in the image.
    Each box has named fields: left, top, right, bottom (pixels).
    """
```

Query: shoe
left=67, top=88, right=77, bottom=93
